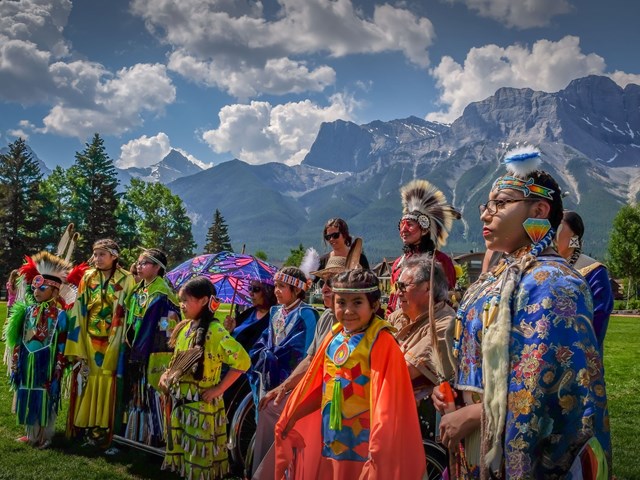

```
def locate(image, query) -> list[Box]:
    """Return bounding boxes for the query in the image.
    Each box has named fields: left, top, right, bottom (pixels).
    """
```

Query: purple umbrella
left=166, top=251, right=278, bottom=306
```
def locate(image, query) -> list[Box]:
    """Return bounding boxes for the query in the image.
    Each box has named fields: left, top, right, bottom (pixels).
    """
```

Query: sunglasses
left=33, top=285, right=51, bottom=292
left=249, top=285, right=263, bottom=293
left=324, top=232, right=341, bottom=241
left=317, top=279, right=331, bottom=289
left=395, top=280, right=420, bottom=293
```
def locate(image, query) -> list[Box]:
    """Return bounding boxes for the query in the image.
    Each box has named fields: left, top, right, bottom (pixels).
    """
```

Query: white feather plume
left=503, top=146, right=542, bottom=177
left=299, top=247, right=320, bottom=279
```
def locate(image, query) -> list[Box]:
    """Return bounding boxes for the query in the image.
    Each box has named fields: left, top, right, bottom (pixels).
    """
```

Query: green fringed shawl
left=3, top=300, right=29, bottom=349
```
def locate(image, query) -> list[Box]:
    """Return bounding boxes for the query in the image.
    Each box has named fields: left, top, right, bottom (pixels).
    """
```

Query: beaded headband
left=492, top=148, right=555, bottom=200
left=274, top=272, right=308, bottom=291
left=32, top=274, right=62, bottom=290
left=493, top=176, right=555, bottom=200
left=142, top=250, right=167, bottom=270
left=331, top=285, right=379, bottom=294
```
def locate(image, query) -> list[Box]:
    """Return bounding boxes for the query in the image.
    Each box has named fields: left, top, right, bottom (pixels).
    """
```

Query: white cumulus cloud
left=609, top=71, right=640, bottom=88
left=0, top=1, right=177, bottom=139
left=202, top=93, right=358, bottom=165
left=117, top=132, right=172, bottom=169
left=117, top=132, right=210, bottom=170
left=131, top=0, right=435, bottom=97
left=426, top=36, right=640, bottom=123
left=446, top=0, right=572, bottom=29
left=42, top=63, right=176, bottom=138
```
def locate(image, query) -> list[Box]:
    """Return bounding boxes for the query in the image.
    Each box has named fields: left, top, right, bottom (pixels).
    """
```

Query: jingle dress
left=162, top=320, right=250, bottom=479
left=451, top=252, right=611, bottom=479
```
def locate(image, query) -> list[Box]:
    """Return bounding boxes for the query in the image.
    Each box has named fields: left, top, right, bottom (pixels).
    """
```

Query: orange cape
left=274, top=323, right=426, bottom=479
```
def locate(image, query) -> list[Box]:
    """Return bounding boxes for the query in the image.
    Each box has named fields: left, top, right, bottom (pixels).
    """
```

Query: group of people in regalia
left=3, top=146, right=613, bottom=480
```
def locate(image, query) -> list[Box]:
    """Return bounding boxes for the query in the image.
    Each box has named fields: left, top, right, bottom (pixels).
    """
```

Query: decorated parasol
left=166, top=251, right=278, bottom=306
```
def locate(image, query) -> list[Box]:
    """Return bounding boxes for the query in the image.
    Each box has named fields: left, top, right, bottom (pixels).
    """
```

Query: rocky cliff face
left=166, top=75, right=640, bottom=261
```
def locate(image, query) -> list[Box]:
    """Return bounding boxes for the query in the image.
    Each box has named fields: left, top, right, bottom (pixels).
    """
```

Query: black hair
left=331, top=269, right=381, bottom=308
left=143, top=248, right=168, bottom=277
left=562, top=210, right=585, bottom=240
left=92, top=238, right=121, bottom=301
left=403, top=233, right=436, bottom=256
left=519, top=170, right=564, bottom=230
left=323, top=218, right=353, bottom=247
left=251, top=280, right=278, bottom=308
left=277, top=266, right=308, bottom=300
left=179, top=276, right=218, bottom=380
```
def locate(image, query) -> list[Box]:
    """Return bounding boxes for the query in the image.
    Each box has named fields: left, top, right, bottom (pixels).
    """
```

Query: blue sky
left=1, top=0, right=639, bottom=171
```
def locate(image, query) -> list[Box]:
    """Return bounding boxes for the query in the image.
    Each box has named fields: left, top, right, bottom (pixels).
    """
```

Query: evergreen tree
left=0, top=138, right=48, bottom=278
left=284, top=243, right=305, bottom=267
left=203, top=209, right=233, bottom=253
left=67, top=133, right=120, bottom=261
left=120, top=178, right=196, bottom=266
left=608, top=204, right=640, bottom=307
left=40, top=166, right=73, bottom=250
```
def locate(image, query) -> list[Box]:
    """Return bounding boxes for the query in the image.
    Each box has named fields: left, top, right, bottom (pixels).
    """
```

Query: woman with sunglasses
left=118, top=248, right=181, bottom=448
left=432, top=148, right=610, bottom=479
left=224, top=281, right=277, bottom=352
left=318, top=218, right=369, bottom=272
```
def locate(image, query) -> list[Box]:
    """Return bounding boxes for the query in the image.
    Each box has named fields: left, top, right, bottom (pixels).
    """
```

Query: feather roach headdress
left=400, top=179, right=460, bottom=248
left=492, top=146, right=555, bottom=200
left=18, top=251, right=86, bottom=306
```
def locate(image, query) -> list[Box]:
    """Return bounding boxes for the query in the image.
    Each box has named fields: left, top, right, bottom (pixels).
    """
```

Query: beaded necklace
left=452, top=230, right=555, bottom=359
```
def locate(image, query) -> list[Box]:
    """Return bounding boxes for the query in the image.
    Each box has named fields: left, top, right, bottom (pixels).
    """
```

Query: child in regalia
left=4, top=252, right=80, bottom=448
left=275, top=269, right=426, bottom=479
left=159, top=276, right=250, bottom=480
left=65, top=238, right=135, bottom=446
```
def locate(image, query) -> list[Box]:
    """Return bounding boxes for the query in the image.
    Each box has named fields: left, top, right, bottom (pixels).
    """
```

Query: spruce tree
left=203, top=209, right=233, bottom=253
left=0, top=138, right=47, bottom=278
left=67, top=133, right=120, bottom=260
left=40, top=166, right=72, bottom=250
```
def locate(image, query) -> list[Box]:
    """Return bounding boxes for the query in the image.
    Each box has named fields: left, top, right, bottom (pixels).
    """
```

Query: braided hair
left=562, top=210, right=584, bottom=265
left=179, top=276, right=218, bottom=381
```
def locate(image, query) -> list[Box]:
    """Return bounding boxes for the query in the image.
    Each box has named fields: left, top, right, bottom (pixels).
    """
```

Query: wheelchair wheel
left=228, top=391, right=257, bottom=473
left=423, top=438, right=448, bottom=480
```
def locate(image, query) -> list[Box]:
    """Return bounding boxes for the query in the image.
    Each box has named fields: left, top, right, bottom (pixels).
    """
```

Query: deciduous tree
left=608, top=204, right=640, bottom=307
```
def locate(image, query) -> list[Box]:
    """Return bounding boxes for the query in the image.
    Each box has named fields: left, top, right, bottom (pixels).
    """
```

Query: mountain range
left=166, top=75, right=639, bottom=262
left=18, top=75, right=640, bottom=263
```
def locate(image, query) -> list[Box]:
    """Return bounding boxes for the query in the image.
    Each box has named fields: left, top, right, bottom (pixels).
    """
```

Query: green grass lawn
left=0, top=303, right=638, bottom=479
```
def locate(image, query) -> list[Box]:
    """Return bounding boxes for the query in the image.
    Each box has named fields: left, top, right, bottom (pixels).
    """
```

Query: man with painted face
left=387, top=179, right=459, bottom=317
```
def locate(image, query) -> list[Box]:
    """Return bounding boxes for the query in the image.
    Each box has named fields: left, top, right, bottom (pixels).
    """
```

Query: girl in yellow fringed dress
left=64, top=239, right=135, bottom=446
left=159, top=276, right=250, bottom=480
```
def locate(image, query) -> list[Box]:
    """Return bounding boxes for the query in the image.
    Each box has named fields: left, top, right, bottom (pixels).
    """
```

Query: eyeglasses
left=395, top=280, right=422, bottom=293
left=137, top=260, right=152, bottom=267
left=249, top=285, right=263, bottom=293
left=317, top=278, right=332, bottom=289
left=324, top=232, right=341, bottom=241
left=478, top=198, right=539, bottom=216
